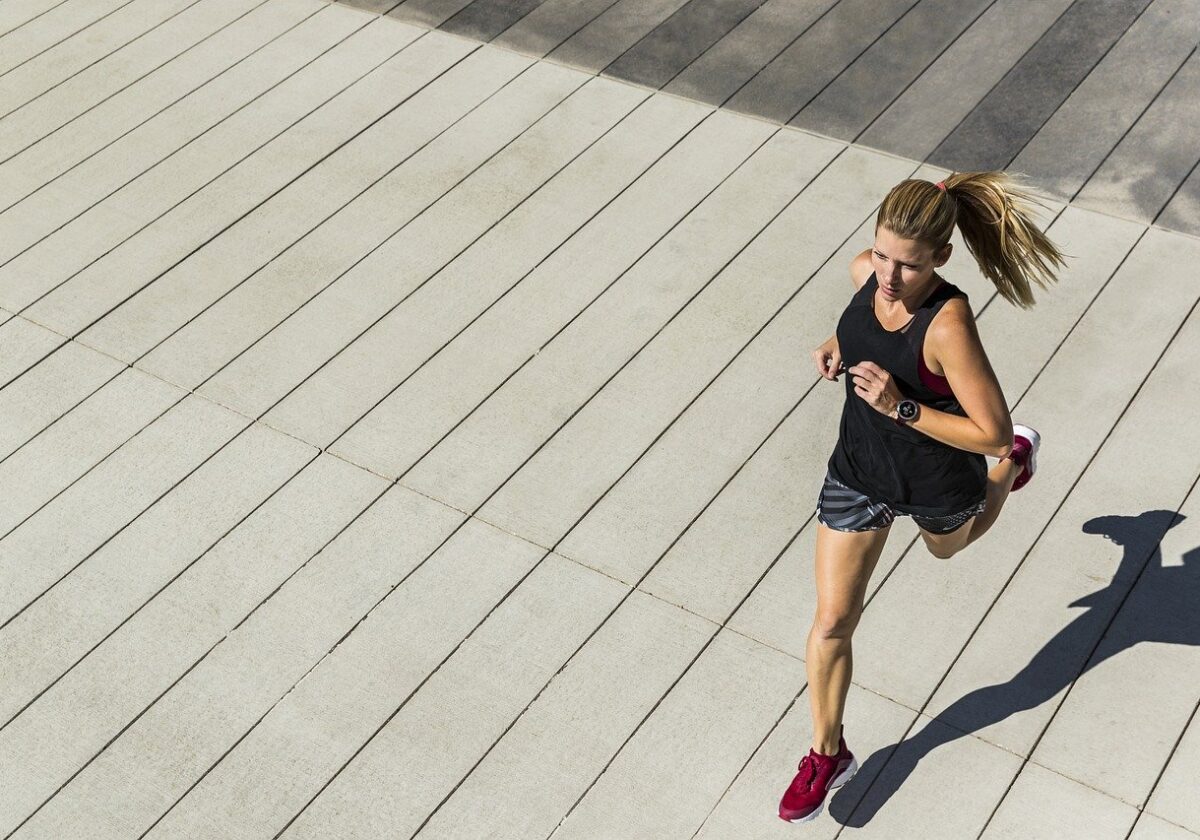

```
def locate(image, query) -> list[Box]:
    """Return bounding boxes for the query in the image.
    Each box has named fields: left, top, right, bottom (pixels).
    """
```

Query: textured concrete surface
left=2, top=1, right=1199, bottom=838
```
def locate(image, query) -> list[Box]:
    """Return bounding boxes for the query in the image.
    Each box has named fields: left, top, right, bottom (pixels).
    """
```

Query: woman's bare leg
left=808, top=520, right=892, bottom=755
left=962, top=457, right=1022, bottom=547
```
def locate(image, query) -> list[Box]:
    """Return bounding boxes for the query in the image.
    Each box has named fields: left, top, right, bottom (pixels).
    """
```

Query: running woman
left=778, top=172, right=1068, bottom=823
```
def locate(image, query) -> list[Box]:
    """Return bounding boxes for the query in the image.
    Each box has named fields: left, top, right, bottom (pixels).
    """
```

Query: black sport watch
left=894, top=399, right=919, bottom=426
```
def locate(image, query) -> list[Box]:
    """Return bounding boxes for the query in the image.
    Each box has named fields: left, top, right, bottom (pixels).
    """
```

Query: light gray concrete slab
left=0, top=367, right=181, bottom=539
left=0, top=0, right=73, bottom=38
left=0, top=453, right=382, bottom=836
left=0, top=0, right=322, bottom=203
left=0, top=316, right=65, bottom=388
left=1147, top=706, right=1200, bottom=835
left=790, top=0, right=992, bottom=141
left=980, top=762, right=1137, bottom=839
left=1029, top=458, right=1200, bottom=807
left=478, top=139, right=896, bottom=555
left=930, top=0, right=1154, bottom=172
left=547, top=0, right=691, bottom=76
left=723, top=0, right=916, bottom=125
left=695, top=682, right=916, bottom=839
left=262, top=81, right=668, bottom=447
left=338, top=0, right=403, bottom=14
left=327, top=94, right=716, bottom=479
left=1129, top=814, right=1200, bottom=840
left=138, top=48, right=587, bottom=393
left=0, top=307, right=11, bottom=327
left=1075, top=47, right=1200, bottom=226
left=198, top=59, right=594, bottom=421
left=22, top=484, right=464, bottom=840
left=136, top=517, right=551, bottom=840
left=549, top=628, right=804, bottom=839
left=396, top=110, right=799, bottom=517
left=21, top=22, right=433, bottom=337
left=730, top=204, right=1129, bottom=698
left=0, top=0, right=197, bottom=115
left=0, top=14, right=409, bottom=311
left=388, top=0, right=474, bottom=28
left=0, top=0, right=266, bottom=161
left=923, top=229, right=1200, bottom=758
left=858, top=0, right=1073, bottom=162
left=0, top=339, right=124, bottom=461
left=1009, top=0, right=1200, bottom=201
left=0, top=423, right=312, bottom=723
left=79, top=32, right=500, bottom=363
left=410, top=591, right=716, bottom=840
left=491, top=0, right=622, bottom=59
left=602, top=0, right=767, bottom=92
left=279, top=551, right=627, bottom=840
left=0, top=1, right=360, bottom=230
left=663, top=0, right=836, bottom=107
left=0, top=0, right=130, bottom=75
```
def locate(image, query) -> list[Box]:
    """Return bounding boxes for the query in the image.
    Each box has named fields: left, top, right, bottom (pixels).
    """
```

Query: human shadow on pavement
left=827, top=509, right=1197, bottom=827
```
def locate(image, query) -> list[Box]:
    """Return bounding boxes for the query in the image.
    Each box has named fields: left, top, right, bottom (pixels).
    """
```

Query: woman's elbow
left=993, top=439, right=1013, bottom=459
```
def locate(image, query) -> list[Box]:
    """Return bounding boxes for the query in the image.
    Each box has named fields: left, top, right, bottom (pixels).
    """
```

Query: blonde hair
left=876, top=172, right=1069, bottom=309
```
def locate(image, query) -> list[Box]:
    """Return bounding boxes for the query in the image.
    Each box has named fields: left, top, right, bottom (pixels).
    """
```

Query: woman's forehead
left=873, top=226, right=933, bottom=261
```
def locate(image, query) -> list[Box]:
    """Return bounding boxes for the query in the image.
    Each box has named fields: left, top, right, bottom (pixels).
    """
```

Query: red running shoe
left=778, top=726, right=858, bottom=823
left=1007, top=424, right=1040, bottom=492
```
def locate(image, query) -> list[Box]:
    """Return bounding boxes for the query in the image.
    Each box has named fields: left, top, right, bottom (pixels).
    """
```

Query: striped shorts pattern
left=816, top=472, right=986, bottom=535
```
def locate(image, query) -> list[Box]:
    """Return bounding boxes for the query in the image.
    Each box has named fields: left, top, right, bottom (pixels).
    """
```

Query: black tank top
left=827, top=271, right=987, bottom=516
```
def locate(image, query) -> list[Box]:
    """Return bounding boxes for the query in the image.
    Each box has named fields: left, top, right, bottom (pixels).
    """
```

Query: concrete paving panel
left=410, top=591, right=716, bottom=840
left=0, top=424, right=312, bottom=725
left=0, top=2, right=362, bottom=234
left=478, top=138, right=889, bottom=555
left=22, top=22, right=436, bottom=338
left=0, top=0, right=323, bottom=204
left=326, top=95, right=716, bottom=479
left=440, top=0, right=547, bottom=43
left=1129, top=814, right=1200, bottom=840
left=1010, top=0, right=1200, bottom=201
left=791, top=0, right=993, bottom=141
left=389, top=0, right=475, bottom=28
left=695, top=683, right=915, bottom=839
left=724, top=0, right=917, bottom=124
left=858, top=0, right=1072, bottom=162
left=550, top=628, right=805, bottom=839
left=396, top=110, right=788, bottom=516
left=663, top=0, right=836, bottom=107
left=19, top=484, right=464, bottom=840
left=1075, top=47, right=1200, bottom=225
left=0, top=0, right=130, bottom=76
left=199, top=59, right=593, bottom=420
left=0, top=0, right=74, bottom=38
left=280, top=552, right=627, bottom=840
left=138, top=50, right=587, bottom=393
left=492, top=0, right=625, bottom=58
left=929, top=0, right=1153, bottom=172
left=1156, top=155, right=1200, bottom=238
left=980, top=762, right=1137, bottom=839
left=259, top=75, right=652, bottom=445
left=138, top=518, right=550, bottom=839
left=603, top=0, right=768, bottom=92
left=0, top=0, right=266, bottom=161
left=0, top=454, right=382, bottom=835
left=78, top=32, right=491, bottom=363
left=0, top=0, right=197, bottom=115
left=923, top=229, right=1200, bottom=757
left=1147, top=703, right=1200, bottom=834
left=0, top=339, right=124, bottom=461
left=0, top=316, right=65, bottom=388
left=338, top=0, right=404, bottom=14
left=0, top=14, right=397, bottom=310
left=0, top=367, right=181, bottom=539
left=1030, top=459, right=1200, bottom=806
left=547, top=0, right=692, bottom=76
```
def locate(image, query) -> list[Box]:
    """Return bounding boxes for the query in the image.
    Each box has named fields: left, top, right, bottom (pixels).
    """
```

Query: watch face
left=898, top=401, right=917, bottom=420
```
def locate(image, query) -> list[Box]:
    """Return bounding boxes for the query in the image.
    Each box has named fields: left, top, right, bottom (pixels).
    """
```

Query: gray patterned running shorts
left=816, top=472, right=986, bottom=535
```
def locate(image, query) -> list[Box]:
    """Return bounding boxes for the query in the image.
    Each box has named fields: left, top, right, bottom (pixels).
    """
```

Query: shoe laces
left=795, top=752, right=820, bottom=791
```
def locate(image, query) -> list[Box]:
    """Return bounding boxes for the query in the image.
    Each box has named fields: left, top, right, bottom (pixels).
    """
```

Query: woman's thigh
left=813, top=520, right=892, bottom=619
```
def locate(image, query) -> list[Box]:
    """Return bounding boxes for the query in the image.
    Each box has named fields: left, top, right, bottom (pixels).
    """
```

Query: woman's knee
left=812, top=605, right=862, bottom=640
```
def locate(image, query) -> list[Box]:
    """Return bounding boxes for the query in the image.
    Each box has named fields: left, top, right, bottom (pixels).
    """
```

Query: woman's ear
left=935, top=242, right=953, bottom=267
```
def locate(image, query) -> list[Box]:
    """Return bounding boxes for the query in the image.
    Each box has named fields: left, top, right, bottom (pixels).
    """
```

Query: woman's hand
left=812, top=336, right=842, bottom=381
left=848, top=361, right=904, bottom=417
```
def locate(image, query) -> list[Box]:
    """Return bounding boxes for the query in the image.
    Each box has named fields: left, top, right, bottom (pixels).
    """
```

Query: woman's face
left=871, top=226, right=949, bottom=303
